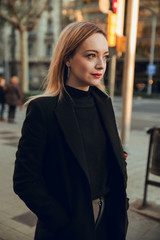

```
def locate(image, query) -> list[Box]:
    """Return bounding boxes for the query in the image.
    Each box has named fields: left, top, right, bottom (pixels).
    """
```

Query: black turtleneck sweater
left=65, top=85, right=109, bottom=200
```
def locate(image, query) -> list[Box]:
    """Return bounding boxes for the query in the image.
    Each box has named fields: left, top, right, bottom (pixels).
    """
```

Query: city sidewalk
left=0, top=106, right=160, bottom=240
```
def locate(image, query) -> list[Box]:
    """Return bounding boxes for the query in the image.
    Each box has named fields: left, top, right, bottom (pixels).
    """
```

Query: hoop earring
left=67, top=67, right=70, bottom=79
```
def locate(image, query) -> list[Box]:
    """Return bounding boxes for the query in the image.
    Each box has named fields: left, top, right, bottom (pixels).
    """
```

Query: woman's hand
left=124, top=152, right=128, bottom=159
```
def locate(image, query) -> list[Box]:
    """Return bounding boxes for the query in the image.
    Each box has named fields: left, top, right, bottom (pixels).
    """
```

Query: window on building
left=29, top=66, right=32, bottom=81
left=28, top=0, right=32, bottom=4
left=28, top=31, right=36, bottom=40
left=46, top=44, right=52, bottom=57
left=47, top=19, right=53, bottom=34
left=28, top=43, right=33, bottom=56
left=49, top=0, right=53, bottom=8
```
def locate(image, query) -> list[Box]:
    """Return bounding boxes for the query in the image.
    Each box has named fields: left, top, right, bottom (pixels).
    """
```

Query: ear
left=66, top=60, right=71, bottom=67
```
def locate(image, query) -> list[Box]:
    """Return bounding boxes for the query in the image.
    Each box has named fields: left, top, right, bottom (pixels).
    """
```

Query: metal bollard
left=142, top=125, right=160, bottom=207
left=150, top=127, right=160, bottom=176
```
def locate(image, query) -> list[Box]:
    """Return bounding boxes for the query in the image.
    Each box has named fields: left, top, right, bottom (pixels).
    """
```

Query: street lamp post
left=140, top=5, right=157, bottom=95
left=147, top=14, right=157, bottom=95
left=121, top=0, right=139, bottom=148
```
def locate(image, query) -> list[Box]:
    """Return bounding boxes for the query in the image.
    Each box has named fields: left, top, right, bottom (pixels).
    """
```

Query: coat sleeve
left=13, top=100, right=71, bottom=233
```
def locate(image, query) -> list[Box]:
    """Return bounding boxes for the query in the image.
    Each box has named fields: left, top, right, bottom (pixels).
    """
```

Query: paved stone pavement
left=0, top=102, right=160, bottom=240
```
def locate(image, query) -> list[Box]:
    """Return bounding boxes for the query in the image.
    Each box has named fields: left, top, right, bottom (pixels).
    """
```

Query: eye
left=87, top=54, right=96, bottom=59
left=104, top=55, right=110, bottom=62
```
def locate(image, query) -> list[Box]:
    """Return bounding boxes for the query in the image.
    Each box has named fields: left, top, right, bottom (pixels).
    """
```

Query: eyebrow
left=84, top=50, right=109, bottom=55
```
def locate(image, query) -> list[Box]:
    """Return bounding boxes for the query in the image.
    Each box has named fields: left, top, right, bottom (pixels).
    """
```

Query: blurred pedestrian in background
left=13, top=22, right=129, bottom=240
left=0, top=77, right=6, bottom=121
left=5, top=76, right=22, bottom=123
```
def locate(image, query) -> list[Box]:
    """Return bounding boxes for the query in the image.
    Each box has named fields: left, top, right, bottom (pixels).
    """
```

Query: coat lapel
left=54, top=92, right=90, bottom=184
left=91, top=88, right=125, bottom=174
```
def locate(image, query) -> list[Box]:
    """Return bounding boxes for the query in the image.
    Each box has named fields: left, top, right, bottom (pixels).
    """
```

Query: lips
left=92, top=73, right=102, bottom=78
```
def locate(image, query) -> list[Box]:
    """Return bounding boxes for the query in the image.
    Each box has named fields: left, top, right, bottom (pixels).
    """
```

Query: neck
left=65, top=83, right=89, bottom=92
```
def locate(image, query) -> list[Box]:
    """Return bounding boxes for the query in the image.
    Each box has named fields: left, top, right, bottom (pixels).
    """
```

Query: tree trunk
left=11, top=26, right=17, bottom=76
left=53, top=0, right=62, bottom=44
left=19, top=29, right=29, bottom=93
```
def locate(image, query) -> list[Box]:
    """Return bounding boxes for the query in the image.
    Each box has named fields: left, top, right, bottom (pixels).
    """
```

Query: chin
left=90, top=81, right=101, bottom=87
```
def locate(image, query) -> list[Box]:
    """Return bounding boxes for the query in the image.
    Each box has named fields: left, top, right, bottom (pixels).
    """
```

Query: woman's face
left=66, top=33, right=109, bottom=91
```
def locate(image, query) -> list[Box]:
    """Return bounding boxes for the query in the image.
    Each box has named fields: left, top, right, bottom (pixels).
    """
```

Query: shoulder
left=25, top=95, right=58, bottom=119
left=28, top=95, right=58, bottom=109
left=23, top=96, right=59, bottom=125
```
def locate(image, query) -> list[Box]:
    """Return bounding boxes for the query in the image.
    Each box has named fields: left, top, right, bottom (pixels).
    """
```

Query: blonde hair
left=26, top=21, right=107, bottom=104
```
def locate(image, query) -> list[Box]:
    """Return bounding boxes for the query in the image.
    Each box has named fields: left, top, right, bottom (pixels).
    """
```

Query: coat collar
left=55, top=87, right=125, bottom=183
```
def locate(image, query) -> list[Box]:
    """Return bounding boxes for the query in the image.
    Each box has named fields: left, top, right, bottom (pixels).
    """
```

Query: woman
left=13, top=22, right=129, bottom=240
left=5, top=76, right=22, bottom=123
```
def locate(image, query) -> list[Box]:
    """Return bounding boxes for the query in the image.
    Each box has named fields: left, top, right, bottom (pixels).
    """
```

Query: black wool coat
left=13, top=87, right=129, bottom=240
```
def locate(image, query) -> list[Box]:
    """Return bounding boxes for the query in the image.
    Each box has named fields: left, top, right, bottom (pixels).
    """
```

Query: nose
left=95, top=57, right=106, bottom=69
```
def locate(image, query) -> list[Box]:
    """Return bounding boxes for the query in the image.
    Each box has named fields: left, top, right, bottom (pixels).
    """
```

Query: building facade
left=0, top=0, right=160, bottom=93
